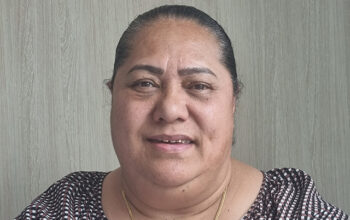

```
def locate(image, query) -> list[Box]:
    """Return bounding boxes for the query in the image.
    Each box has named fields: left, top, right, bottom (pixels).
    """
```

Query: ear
left=105, top=80, right=113, bottom=92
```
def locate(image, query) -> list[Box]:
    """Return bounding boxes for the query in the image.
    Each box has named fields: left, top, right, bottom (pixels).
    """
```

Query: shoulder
left=264, top=168, right=312, bottom=192
left=15, top=171, right=108, bottom=219
left=243, top=168, right=349, bottom=219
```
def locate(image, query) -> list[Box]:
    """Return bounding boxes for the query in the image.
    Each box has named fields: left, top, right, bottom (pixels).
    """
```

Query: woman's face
left=111, top=18, right=235, bottom=186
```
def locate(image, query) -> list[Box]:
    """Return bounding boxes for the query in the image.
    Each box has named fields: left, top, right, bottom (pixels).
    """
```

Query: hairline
left=119, top=16, right=226, bottom=74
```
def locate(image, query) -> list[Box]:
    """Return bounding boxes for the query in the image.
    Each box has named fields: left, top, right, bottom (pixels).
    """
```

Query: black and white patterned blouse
left=15, top=168, right=349, bottom=219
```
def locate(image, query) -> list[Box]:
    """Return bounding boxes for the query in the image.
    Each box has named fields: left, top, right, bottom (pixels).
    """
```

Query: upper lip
left=147, top=134, right=194, bottom=144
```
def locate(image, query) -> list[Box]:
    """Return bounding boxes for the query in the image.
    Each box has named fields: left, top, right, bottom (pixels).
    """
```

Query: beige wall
left=1, top=0, right=349, bottom=218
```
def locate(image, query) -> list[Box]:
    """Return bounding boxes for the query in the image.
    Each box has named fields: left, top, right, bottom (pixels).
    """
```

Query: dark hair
left=110, top=5, right=242, bottom=97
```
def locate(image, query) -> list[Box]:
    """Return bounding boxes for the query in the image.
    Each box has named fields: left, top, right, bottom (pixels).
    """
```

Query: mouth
left=148, top=134, right=194, bottom=144
left=148, top=139, right=193, bottom=144
left=147, top=134, right=195, bottom=152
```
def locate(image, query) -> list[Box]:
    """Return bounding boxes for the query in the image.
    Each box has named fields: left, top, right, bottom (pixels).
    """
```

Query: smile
left=149, top=139, right=192, bottom=144
left=147, top=134, right=195, bottom=153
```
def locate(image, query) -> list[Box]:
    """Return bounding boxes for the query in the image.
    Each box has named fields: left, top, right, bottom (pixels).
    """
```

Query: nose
left=152, top=83, right=189, bottom=123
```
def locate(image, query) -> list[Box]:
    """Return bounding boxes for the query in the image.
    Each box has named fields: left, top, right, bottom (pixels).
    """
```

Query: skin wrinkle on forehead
left=127, top=64, right=217, bottom=78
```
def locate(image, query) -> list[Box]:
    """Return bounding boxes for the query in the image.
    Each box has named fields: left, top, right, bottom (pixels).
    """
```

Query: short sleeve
left=15, top=171, right=108, bottom=220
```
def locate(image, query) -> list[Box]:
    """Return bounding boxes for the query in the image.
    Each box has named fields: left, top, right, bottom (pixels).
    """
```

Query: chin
left=150, top=174, right=195, bottom=188
left=145, top=161, right=200, bottom=187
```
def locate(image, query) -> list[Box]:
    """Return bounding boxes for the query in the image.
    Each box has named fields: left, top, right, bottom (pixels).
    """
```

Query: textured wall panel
left=1, top=0, right=349, bottom=218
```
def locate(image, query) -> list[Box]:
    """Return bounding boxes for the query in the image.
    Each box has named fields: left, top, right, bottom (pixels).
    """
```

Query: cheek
left=110, top=96, right=147, bottom=167
left=192, top=95, right=234, bottom=159
left=198, top=98, right=234, bottom=135
left=110, top=92, right=154, bottom=144
left=111, top=104, right=134, bottom=137
left=111, top=96, right=130, bottom=135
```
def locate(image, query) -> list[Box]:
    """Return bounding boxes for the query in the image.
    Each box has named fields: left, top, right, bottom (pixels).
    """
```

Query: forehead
left=138, top=18, right=217, bottom=42
left=127, top=18, right=222, bottom=64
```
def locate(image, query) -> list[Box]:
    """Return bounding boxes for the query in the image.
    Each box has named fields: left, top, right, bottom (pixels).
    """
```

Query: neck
left=120, top=158, right=233, bottom=219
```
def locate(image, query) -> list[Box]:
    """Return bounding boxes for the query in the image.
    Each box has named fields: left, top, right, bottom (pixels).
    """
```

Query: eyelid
left=129, top=78, right=160, bottom=94
left=186, top=81, right=213, bottom=90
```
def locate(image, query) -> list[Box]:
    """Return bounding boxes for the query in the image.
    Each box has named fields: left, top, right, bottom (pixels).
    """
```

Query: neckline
left=98, top=171, right=268, bottom=220
left=239, top=171, right=267, bottom=219
left=97, top=172, right=110, bottom=219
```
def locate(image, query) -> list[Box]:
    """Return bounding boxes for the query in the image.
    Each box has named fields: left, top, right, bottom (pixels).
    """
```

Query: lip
left=146, top=134, right=195, bottom=153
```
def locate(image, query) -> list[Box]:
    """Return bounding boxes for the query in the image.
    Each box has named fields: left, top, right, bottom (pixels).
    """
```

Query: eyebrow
left=178, top=67, right=217, bottom=77
left=128, top=65, right=163, bottom=75
left=127, top=64, right=216, bottom=77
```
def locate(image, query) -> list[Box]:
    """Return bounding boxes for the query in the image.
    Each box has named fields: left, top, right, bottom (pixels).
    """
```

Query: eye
left=137, top=81, right=155, bottom=88
left=188, top=82, right=212, bottom=91
left=192, top=83, right=210, bottom=90
left=130, top=79, right=159, bottom=92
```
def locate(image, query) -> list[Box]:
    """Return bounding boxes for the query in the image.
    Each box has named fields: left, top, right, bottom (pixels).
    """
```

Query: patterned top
left=15, top=168, right=349, bottom=219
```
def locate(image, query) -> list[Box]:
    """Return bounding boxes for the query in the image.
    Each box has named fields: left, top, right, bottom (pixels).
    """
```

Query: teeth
left=159, top=139, right=191, bottom=144
left=181, top=140, right=191, bottom=144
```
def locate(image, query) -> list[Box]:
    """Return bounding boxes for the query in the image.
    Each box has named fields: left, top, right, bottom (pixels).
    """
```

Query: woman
left=16, top=5, right=348, bottom=220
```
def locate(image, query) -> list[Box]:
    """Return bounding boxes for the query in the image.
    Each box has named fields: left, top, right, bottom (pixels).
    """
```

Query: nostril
left=151, top=89, right=189, bottom=123
left=158, top=116, right=165, bottom=122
